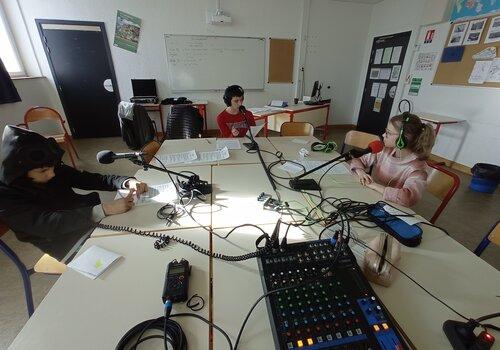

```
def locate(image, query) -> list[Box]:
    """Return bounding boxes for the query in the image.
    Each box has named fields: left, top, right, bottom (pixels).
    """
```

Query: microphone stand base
left=243, top=142, right=258, bottom=150
left=289, top=179, right=321, bottom=191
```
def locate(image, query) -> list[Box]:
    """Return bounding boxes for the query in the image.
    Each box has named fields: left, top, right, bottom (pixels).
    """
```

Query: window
left=0, top=4, right=25, bottom=77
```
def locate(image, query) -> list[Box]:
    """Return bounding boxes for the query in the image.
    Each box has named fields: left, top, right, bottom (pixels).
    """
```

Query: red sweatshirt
left=216, top=109, right=256, bottom=138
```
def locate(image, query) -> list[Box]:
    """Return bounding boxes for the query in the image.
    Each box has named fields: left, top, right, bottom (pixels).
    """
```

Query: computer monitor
left=131, top=79, right=157, bottom=97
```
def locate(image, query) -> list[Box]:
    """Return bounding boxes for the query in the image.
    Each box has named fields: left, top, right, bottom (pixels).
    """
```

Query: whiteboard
left=164, top=35, right=265, bottom=91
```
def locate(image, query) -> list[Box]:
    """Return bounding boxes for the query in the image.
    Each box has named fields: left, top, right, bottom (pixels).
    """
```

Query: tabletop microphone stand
left=240, top=106, right=277, bottom=191
left=131, top=156, right=212, bottom=195
left=289, top=148, right=375, bottom=191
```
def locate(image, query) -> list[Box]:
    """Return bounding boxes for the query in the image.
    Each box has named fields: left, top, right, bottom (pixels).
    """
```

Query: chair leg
left=64, top=141, right=77, bottom=168
left=0, top=239, right=35, bottom=317
left=66, top=135, right=80, bottom=159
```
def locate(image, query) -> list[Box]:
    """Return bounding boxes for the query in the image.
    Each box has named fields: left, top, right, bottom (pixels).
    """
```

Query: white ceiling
left=332, top=0, right=384, bottom=4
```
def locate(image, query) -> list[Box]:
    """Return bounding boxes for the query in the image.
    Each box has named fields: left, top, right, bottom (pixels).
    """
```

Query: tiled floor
left=0, top=131, right=498, bottom=349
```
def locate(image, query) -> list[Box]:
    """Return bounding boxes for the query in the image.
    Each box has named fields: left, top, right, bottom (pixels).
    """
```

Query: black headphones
left=223, top=85, right=244, bottom=106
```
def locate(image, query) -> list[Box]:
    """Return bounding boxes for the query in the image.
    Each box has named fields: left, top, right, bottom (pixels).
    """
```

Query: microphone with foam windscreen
left=347, top=140, right=384, bottom=160
left=97, top=150, right=144, bottom=164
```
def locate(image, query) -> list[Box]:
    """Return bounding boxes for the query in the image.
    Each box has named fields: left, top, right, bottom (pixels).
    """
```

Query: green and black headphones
left=311, top=141, right=337, bottom=153
left=395, top=114, right=410, bottom=150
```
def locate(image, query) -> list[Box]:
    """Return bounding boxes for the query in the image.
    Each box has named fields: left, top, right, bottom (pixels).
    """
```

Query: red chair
left=20, top=107, right=79, bottom=168
left=426, top=161, right=461, bottom=224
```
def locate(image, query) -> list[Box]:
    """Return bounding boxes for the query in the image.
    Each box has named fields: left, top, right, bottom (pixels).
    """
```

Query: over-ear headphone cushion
left=223, top=85, right=244, bottom=106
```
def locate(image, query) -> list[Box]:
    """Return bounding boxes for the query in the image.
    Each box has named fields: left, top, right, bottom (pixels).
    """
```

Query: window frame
left=0, top=3, right=26, bottom=78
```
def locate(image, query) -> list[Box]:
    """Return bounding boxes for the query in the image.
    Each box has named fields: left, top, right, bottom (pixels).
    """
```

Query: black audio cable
left=116, top=300, right=234, bottom=350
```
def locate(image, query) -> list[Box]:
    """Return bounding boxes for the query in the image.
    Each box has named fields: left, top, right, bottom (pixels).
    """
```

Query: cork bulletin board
left=268, top=38, right=295, bottom=83
left=433, top=13, right=500, bottom=88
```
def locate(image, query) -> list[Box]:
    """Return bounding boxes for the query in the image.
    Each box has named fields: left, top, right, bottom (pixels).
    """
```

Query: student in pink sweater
left=350, top=113, right=436, bottom=207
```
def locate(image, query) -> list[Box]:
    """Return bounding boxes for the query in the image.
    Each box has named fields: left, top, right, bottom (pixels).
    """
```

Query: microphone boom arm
left=289, top=149, right=361, bottom=191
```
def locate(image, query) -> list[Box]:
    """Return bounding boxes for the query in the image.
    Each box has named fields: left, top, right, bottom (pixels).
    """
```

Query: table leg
left=435, top=123, right=441, bottom=135
left=158, top=106, right=165, bottom=135
left=264, top=116, right=269, bottom=137
left=324, top=105, right=330, bottom=140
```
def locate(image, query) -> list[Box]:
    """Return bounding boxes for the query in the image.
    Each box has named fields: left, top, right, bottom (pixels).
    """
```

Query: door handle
left=103, top=79, right=114, bottom=92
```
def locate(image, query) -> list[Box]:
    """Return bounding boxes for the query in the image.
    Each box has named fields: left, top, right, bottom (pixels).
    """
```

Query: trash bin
left=470, top=163, right=500, bottom=194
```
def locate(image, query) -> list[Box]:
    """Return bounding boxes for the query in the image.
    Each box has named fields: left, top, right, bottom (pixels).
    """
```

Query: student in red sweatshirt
left=217, top=85, right=255, bottom=138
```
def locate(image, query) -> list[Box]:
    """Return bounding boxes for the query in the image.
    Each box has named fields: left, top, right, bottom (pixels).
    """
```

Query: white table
left=8, top=231, right=211, bottom=350
left=93, top=165, right=212, bottom=236
left=211, top=163, right=308, bottom=229
left=267, top=136, right=335, bottom=162
left=152, top=138, right=217, bottom=167
left=8, top=136, right=500, bottom=350
left=211, top=218, right=500, bottom=349
left=216, top=137, right=280, bottom=165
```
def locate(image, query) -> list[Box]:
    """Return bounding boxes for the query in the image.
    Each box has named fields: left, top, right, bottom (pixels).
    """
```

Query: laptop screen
left=131, top=79, right=157, bottom=97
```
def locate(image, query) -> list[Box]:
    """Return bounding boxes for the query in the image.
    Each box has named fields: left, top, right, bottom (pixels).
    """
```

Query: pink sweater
left=349, top=147, right=429, bottom=207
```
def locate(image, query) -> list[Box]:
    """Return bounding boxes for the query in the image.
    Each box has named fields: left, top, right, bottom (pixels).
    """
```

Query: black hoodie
left=0, top=126, right=130, bottom=260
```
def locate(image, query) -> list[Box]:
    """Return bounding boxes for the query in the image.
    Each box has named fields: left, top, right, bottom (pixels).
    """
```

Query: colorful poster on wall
left=485, top=15, right=500, bottom=43
left=408, top=77, right=422, bottom=96
left=114, top=10, right=142, bottom=53
left=424, top=29, right=436, bottom=43
left=448, top=22, right=469, bottom=46
left=464, top=17, right=488, bottom=45
left=450, top=0, right=500, bottom=21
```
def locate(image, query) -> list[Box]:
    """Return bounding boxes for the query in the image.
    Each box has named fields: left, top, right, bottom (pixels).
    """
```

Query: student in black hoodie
left=0, top=125, right=148, bottom=260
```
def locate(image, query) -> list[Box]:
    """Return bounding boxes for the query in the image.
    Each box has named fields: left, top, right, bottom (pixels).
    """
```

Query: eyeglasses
left=384, top=128, right=398, bottom=136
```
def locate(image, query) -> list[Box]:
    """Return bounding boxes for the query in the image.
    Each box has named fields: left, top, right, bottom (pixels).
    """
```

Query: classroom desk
left=253, top=103, right=331, bottom=140
left=216, top=137, right=280, bottom=165
left=152, top=137, right=217, bottom=167
left=211, top=224, right=324, bottom=350
left=8, top=232, right=211, bottom=350
left=93, top=165, right=212, bottom=237
left=8, top=136, right=500, bottom=350
left=211, top=163, right=308, bottom=229
left=417, top=112, right=464, bottom=136
left=211, top=205, right=500, bottom=350
left=267, top=136, right=337, bottom=162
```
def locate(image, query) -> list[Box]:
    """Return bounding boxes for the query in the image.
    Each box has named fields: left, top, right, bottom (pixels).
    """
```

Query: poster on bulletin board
left=450, top=0, right=500, bottom=21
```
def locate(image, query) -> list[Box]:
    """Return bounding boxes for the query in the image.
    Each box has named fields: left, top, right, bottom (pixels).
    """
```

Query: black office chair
left=165, top=105, right=203, bottom=140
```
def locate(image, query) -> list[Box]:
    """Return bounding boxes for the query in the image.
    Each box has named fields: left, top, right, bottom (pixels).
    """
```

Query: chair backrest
left=474, top=221, right=500, bottom=256
left=426, top=161, right=460, bottom=223
left=341, top=130, right=380, bottom=153
left=141, top=140, right=162, bottom=164
left=166, top=105, right=203, bottom=139
left=24, top=107, right=67, bottom=135
left=280, top=122, right=314, bottom=136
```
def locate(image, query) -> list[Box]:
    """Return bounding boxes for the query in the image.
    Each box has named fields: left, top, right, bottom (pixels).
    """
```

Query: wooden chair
left=140, top=140, right=162, bottom=164
left=426, top=161, right=460, bottom=224
left=474, top=221, right=500, bottom=256
left=21, top=107, right=79, bottom=168
left=340, top=130, right=381, bottom=153
left=0, top=220, right=66, bottom=317
left=280, top=122, right=315, bottom=136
